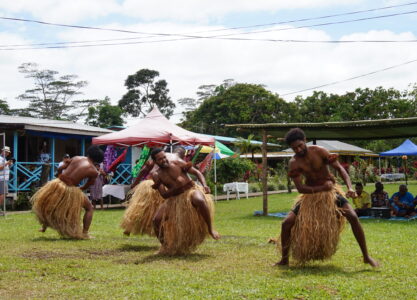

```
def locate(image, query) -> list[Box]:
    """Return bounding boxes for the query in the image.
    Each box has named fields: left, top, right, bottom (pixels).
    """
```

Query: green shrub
left=267, top=182, right=277, bottom=191
left=249, top=182, right=261, bottom=193
left=14, top=191, right=32, bottom=211
left=213, top=157, right=255, bottom=184
left=278, top=183, right=286, bottom=190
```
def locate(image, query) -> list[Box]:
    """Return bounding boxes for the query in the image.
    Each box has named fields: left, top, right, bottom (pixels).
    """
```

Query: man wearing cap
left=0, top=146, right=13, bottom=215
left=58, top=154, right=71, bottom=171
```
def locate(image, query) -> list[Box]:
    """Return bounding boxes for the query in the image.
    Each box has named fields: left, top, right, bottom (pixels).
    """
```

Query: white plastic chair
left=223, top=182, right=249, bottom=201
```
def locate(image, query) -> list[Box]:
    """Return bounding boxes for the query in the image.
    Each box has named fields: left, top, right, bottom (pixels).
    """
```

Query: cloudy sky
left=1, top=0, right=416, bottom=124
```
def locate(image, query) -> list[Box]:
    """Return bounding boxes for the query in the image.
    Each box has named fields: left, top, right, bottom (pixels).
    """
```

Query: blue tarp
left=254, top=211, right=417, bottom=221
left=380, top=139, right=417, bottom=156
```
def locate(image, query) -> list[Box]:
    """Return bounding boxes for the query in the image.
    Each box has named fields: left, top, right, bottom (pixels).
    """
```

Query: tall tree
left=234, top=134, right=261, bottom=161
left=181, top=83, right=295, bottom=136
left=118, top=68, right=175, bottom=118
left=0, top=99, right=10, bottom=115
left=17, top=62, right=88, bottom=120
left=85, top=97, right=124, bottom=128
left=179, top=79, right=236, bottom=117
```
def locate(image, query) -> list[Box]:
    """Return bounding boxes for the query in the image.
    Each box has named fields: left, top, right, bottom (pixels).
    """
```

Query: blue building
left=0, top=115, right=131, bottom=195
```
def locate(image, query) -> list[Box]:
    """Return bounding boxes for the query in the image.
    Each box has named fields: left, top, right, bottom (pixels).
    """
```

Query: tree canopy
left=85, top=97, right=124, bottom=128
left=181, top=83, right=294, bottom=136
left=0, top=99, right=10, bottom=115
left=180, top=81, right=417, bottom=151
left=17, top=62, right=88, bottom=120
left=118, top=68, right=175, bottom=119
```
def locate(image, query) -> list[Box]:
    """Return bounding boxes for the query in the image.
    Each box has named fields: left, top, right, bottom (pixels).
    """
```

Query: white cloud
left=0, top=0, right=360, bottom=23
left=1, top=21, right=416, bottom=126
left=121, top=0, right=360, bottom=22
left=0, top=0, right=121, bottom=23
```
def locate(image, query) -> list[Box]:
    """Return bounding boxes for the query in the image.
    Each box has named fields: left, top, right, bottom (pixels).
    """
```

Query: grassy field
left=0, top=183, right=416, bottom=299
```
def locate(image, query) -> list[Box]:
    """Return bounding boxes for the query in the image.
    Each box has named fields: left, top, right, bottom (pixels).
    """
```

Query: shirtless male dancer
left=122, top=146, right=187, bottom=237
left=32, top=146, right=103, bottom=238
left=276, top=128, right=378, bottom=267
left=151, top=148, right=219, bottom=253
left=130, top=146, right=185, bottom=189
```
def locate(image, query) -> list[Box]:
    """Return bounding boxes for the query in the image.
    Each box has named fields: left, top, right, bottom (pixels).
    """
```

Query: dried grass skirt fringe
left=159, top=185, right=214, bottom=255
left=31, top=178, right=86, bottom=239
left=120, top=180, right=164, bottom=236
left=290, top=185, right=346, bottom=264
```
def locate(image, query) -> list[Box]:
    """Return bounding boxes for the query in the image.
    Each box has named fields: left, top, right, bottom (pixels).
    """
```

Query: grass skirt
left=31, top=178, right=86, bottom=239
left=120, top=180, right=164, bottom=236
left=290, top=185, right=346, bottom=264
left=159, top=185, right=214, bottom=255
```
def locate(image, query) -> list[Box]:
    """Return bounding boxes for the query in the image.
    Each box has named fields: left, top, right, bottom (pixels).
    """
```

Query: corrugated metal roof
left=0, top=115, right=112, bottom=136
left=201, top=133, right=280, bottom=147
left=282, top=140, right=377, bottom=156
left=242, top=140, right=378, bottom=158
left=226, top=117, right=417, bottom=140
left=297, top=140, right=372, bottom=153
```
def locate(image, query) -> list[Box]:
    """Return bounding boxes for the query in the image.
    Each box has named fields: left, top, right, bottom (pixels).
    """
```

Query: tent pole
left=261, top=129, right=268, bottom=216
left=404, top=157, right=408, bottom=185
left=378, top=157, right=381, bottom=177
left=1, top=132, right=6, bottom=217
left=214, top=150, right=217, bottom=201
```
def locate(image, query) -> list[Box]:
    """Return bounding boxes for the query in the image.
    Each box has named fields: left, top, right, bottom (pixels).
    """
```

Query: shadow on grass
left=118, top=243, right=159, bottom=252
left=134, top=252, right=211, bottom=265
left=31, top=236, right=83, bottom=242
left=276, top=264, right=380, bottom=278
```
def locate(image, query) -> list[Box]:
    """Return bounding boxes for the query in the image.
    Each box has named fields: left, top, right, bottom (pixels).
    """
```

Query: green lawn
left=0, top=183, right=416, bottom=299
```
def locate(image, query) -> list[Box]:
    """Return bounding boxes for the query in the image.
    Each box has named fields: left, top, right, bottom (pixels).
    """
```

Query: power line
left=0, top=6, right=416, bottom=50
left=1, top=37, right=417, bottom=51
left=1, top=1, right=417, bottom=37
left=2, top=34, right=417, bottom=49
left=226, top=9, right=417, bottom=36
left=280, top=58, right=417, bottom=96
left=191, top=1, right=417, bottom=33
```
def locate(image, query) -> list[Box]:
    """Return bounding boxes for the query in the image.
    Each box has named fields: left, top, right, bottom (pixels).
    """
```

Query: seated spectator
left=371, top=182, right=389, bottom=207
left=389, top=184, right=416, bottom=218
left=350, top=182, right=371, bottom=216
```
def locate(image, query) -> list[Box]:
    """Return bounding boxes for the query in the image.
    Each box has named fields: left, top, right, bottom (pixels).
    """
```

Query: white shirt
left=0, top=156, right=10, bottom=181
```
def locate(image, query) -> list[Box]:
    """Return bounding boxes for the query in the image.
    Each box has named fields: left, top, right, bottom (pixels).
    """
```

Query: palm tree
left=234, top=134, right=261, bottom=161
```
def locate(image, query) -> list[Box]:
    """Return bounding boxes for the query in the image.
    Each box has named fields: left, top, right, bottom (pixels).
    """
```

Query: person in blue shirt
left=389, top=184, right=416, bottom=218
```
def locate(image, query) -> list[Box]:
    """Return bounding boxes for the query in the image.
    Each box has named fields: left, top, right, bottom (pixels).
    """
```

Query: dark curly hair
left=86, top=145, right=104, bottom=163
left=151, top=148, right=164, bottom=160
left=284, top=128, right=306, bottom=145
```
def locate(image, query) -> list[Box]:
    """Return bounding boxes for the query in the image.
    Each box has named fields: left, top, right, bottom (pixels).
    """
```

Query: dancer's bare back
left=58, top=156, right=98, bottom=189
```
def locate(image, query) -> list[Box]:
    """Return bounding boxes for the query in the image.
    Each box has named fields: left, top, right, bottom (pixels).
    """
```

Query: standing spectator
left=39, top=142, right=50, bottom=163
left=90, top=163, right=106, bottom=210
left=389, top=185, right=415, bottom=218
left=58, top=154, right=71, bottom=169
left=371, top=182, right=389, bottom=207
left=0, top=146, right=13, bottom=215
left=57, top=154, right=71, bottom=175
left=350, top=182, right=371, bottom=216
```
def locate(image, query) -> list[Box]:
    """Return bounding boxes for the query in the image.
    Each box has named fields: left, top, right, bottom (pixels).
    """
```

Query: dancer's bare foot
left=364, top=256, right=379, bottom=268
left=268, top=238, right=278, bottom=244
left=81, top=232, right=94, bottom=239
left=38, top=226, right=47, bottom=233
left=123, top=230, right=130, bottom=236
left=273, top=258, right=289, bottom=267
left=210, top=230, right=220, bottom=240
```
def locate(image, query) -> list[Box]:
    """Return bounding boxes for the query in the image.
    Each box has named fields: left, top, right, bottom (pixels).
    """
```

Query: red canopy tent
left=92, top=107, right=214, bottom=147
